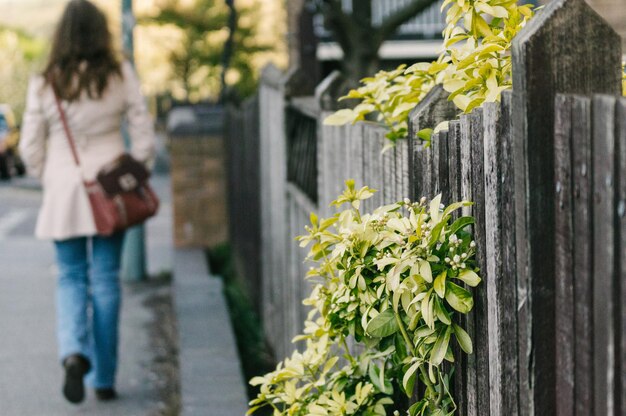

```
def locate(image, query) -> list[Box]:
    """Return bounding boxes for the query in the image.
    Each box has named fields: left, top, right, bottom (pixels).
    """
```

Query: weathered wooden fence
left=224, top=95, right=262, bottom=310
left=554, top=94, right=626, bottom=415
left=224, top=0, right=624, bottom=413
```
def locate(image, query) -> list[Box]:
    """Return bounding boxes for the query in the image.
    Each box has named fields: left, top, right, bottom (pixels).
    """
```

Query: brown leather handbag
left=54, top=93, right=159, bottom=236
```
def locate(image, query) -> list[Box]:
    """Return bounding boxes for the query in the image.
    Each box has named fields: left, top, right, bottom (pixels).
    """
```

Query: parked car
left=0, top=104, right=26, bottom=180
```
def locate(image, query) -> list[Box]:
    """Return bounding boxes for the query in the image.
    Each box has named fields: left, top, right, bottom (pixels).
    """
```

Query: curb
left=174, top=248, right=249, bottom=416
left=0, top=177, right=42, bottom=191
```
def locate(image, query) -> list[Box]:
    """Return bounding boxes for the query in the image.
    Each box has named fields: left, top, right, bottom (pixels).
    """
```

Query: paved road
left=0, top=175, right=174, bottom=416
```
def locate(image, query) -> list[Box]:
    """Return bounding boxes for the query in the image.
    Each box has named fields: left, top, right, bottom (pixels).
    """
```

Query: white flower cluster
left=444, top=234, right=476, bottom=270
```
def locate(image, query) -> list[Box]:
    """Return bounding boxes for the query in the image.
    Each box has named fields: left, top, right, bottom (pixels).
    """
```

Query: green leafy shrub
left=248, top=181, right=481, bottom=415
left=324, top=1, right=536, bottom=144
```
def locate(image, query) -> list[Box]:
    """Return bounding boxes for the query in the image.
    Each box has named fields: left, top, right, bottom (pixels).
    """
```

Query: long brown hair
left=44, top=0, right=121, bottom=101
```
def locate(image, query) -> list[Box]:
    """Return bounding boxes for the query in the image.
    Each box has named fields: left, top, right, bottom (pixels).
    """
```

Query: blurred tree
left=139, top=0, right=269, bottom=102
left=220, top=0, right=236, bottom=102
left=0, top=26, right=47, bottom=122
left=312, top=0, right=440, bottom=85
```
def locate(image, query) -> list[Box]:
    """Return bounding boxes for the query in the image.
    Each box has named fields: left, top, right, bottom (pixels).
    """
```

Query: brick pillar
left=170, top=134, right=228, bottom=248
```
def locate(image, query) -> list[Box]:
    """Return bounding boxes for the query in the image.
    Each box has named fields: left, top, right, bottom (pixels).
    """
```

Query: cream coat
left=19, top=62, right=156, bottom=240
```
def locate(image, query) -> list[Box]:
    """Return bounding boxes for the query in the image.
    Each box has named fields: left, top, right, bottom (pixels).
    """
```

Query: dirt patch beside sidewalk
left=140, top=275, right=181, bottom=416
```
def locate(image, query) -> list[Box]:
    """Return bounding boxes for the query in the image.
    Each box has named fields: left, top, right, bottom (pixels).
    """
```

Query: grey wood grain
left=446, top=120, right=465, bottom=414
left=340, top=125, right=351, bottom=198
left=368, top=126, right=386, bottom=209
left=448, top=121, right=462, bottom=207
left=459, top=112, right=478, bottom=416
left=592, top=95, right=617, bottom=415
left=317, top=112, right=330, bottom=213
left=467, top=108, right=490, bottom=416
left=413, top=141, right=429, bottom=201
left=348, top=123, right=365, bottom=191
left=511, top=0, right=621, bottom=412
left=617, top=97, right=626, bottom=416
left=483, top=104, right=500, bottom=414
left=435, top=130, right=450, bottom=204
left=361, top=126, right=373, bottom=214
left=383, top=139, right=395, bottom=203
left=498, top=93, right=519, bottom=415
left=258, top=72, right=289, bottom=359
left=408, top=85, right=457, bottom=200
left=554, top=94, right=575, bottom=416
left=396, top=139, right=410, bottom=201
left=570, top=96, right=593, bottom=416
left=286, top=194, right=301, bottom=345
left=483, top=101, right=519, bottom=416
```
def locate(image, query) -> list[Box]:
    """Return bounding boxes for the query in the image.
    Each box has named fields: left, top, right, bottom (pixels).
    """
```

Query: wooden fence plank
left=259, top=64, right=289, bottom=359
left=287, top=194, right=301, bottom=343
left=408, top=85, right=458, bottom=201
left=320, top=120, right=344, bottom=212
left=383, top=139, right=395, bottom=203
left=592, top=95, right=617, bottom=415
left=361, top=127, right=373, bottom=213
left=459, top=112, right=478, bottom=416
left=616, top=97, right=626, bottom=416
left=348, top=123, right=365, bottom=191
left=511, top=0, right=621, bottom=411
left=554, top=94, right=575, bottom=416
left=448, top=121, right=462, bottom=207
left=369, top=127, right=386, bottom=208
left=569, top=96, right=593, bottom=416
left=498, top=93, right=518, bottom=415
left=226, top=95, right=263, bottom=312
left=483, top=100, right=518, bottom=416
left=396, top=140, right=410, bottom=201
left=338, top=124, right=350, bottom=197
left=414, top=141, right=430, bottom=200
left=446, top=120, right=465, bottom=414
left=483, top=101, right=502, bottom=415
left=467, top=107, right=490, bottom=416
left=317, top=115, right=330, bottom=211
left=434, top=131, right=450, bottom=203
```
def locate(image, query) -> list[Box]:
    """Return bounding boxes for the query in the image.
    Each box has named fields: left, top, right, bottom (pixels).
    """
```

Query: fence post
left=258, top=63, right=289, bottom=359
left=407, top=85, right=457, bottom=201
left=511, top=0, right=622, bottom=413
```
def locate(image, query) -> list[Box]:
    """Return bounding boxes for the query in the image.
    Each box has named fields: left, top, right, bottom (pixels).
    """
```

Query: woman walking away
left=19, top=0, right=155, bottom=404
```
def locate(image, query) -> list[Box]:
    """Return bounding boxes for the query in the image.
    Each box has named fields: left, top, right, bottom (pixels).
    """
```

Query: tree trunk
left=343, top=46, right=380, bottom=88
left=220, top=0, right=237, bottom=103
left=319, top=0, right=441, bottom=88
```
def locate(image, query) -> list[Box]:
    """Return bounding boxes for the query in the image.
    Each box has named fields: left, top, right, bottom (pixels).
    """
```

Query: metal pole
left=120, top=0, right=147, bottom=282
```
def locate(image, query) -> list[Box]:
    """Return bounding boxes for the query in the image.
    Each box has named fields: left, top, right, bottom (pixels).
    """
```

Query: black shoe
left=62, top=354, right=91, bottom=404
left=95, top=388, right=118, bottom=401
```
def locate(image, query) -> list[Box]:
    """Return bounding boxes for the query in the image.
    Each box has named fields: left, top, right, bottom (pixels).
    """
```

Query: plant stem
left=435, top=372, right=444, bottom=406
left=340, top=337, right=357, bottom=365
left=394, top=311, right=414, bottom=355
left=437, top=366, right=456, bottom=412
left=419, top=365, right=437, bottom=398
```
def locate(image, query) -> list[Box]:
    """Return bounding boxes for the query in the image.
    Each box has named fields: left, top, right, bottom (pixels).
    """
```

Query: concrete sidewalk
left=0, top=175, right=173, bottom=416
left=0, top=173, right=249, bottom=415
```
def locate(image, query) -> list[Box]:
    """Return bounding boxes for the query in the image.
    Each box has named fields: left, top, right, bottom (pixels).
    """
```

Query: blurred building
left=287, top=0, right=447, bottom=77
left=287, top=0, right=626, bottom=81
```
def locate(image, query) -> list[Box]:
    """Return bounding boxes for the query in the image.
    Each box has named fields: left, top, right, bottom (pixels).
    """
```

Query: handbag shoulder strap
left=52, top=92, right=81, bottom=167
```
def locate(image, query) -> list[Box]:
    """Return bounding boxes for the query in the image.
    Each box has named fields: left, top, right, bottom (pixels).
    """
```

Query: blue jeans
left=54, top=232, right=125, bottom=389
